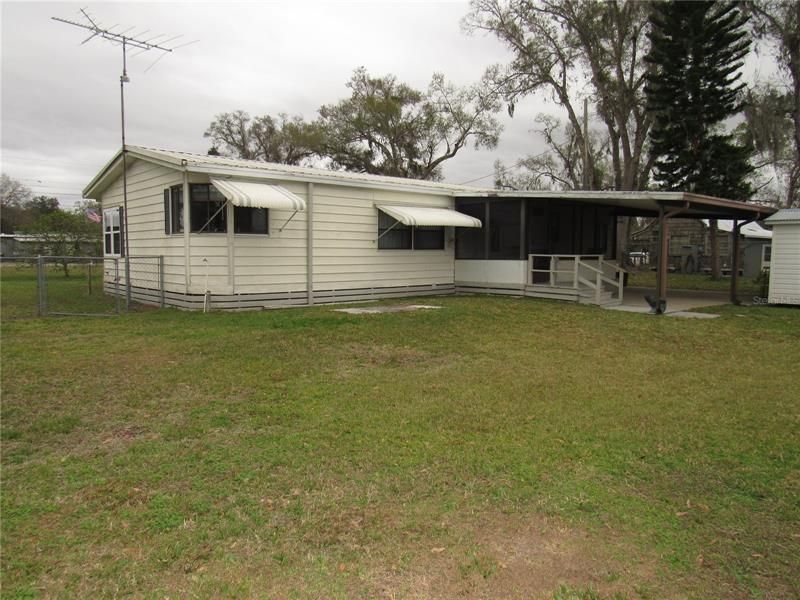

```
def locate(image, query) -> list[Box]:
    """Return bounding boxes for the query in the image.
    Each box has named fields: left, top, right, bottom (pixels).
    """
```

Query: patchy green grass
left=627, top=271, right=763, bottom=296
left=2, top=268, right=798, bottom=599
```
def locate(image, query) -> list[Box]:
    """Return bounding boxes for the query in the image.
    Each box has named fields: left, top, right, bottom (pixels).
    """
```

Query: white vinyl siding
left=100, top=160, right=457, bottom=301
left=100, top=159, right=184, bottom=291
left=191, top=175, right=308, bottom=295
left=767, top=223, right=800, bottom=305
left=313, top=185, right=454, bottom=290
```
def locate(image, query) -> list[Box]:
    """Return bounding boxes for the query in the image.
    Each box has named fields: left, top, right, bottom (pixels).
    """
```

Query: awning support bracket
left=198, top=200, right=229, bottom=234
left=375, top=219, right=401, bottom=243
left=278, top=210, right=299, bottom=233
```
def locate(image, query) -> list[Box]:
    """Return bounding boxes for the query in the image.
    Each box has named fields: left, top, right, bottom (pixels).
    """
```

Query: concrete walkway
left=605, top=287, right=728, bottom=318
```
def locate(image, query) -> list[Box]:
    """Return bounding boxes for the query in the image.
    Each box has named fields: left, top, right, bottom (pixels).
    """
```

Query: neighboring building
left=631, top=218, right=772, bottom=278
left=83, top=146, right=774, bottom=310
left=764, top=209, right=800, bottom=306
left=0, top=233, right=98, bottom=257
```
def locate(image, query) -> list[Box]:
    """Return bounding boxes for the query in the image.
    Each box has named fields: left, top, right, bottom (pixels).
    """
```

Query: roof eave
left=82, top=147, right=187, bottom=199
left=185, top=163, right=468, bottom=196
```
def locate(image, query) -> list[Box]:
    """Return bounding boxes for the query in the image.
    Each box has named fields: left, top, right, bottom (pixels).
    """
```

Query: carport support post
left=656, top=206, right=669, bottom=314
left=731, top=220, right=742, bottom=305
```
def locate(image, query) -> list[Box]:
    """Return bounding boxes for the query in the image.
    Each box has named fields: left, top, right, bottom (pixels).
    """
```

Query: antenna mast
left=52, top=8, right=186, bottom=307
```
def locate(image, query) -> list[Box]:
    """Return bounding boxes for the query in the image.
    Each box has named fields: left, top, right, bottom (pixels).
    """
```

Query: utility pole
left=52, top=9, right=189, bottom=307
left=582, top=98, right=589, bottom=191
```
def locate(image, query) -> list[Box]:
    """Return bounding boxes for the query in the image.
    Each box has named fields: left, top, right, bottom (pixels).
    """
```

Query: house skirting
left=104, top=282, right=456, bottom=310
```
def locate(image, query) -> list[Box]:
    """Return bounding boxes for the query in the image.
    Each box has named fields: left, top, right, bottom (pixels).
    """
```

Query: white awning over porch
left=377, top=205, right=482, bottom=227
left=210, top=178, right=306, bottom=211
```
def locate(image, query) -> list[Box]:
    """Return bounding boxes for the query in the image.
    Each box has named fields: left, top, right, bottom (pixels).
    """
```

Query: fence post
left=125, top=256, right=131, bottom=312
left=36, top=255, right=45, bottom=317
left=159, top=255, right=165, bottom=308
left=115, top=258, right=121, bottom=315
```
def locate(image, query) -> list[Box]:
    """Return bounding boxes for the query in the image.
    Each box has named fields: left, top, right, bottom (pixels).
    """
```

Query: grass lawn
left=2, top=269, right=798, bottom=598
left=626, top=271, right=764, bottom=297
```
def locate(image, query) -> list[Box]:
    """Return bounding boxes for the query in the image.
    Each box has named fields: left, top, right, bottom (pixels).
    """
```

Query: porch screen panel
left=454, top=201, right=486, bottom=259
left=489, top=199, right=521, bottom=260
left=550, top=204, right=576, bottom=254
left=527, top=204, right=549, bottom=253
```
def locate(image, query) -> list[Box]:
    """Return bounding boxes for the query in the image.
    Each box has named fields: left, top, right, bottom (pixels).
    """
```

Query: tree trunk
left=709, top=219, right=720, bottom=280
left=616, top=217, right=631, bottom=267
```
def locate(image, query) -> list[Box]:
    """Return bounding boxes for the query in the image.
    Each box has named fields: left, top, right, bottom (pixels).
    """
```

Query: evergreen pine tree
left=645, top=1, right=753, bottom=200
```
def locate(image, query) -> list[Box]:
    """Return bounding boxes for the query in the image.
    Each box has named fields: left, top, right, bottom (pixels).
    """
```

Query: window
left=103, top=207, right=123, bottom=256
left=377, top=210, right=444, bottom=250
left=190, top=184, right=227, bottom=233
left=454, top=201, right=486, bottom=258
left=164, top=185, right=183, bottom=234
left=763, top=244, right=771, bottom=264
left=167, top=184, right=270, bottom=234
left=234, top=205, right=269, bottom=234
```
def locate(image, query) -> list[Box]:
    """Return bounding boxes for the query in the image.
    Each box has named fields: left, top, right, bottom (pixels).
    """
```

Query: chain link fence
left=0, top=255, right=164, bottom=319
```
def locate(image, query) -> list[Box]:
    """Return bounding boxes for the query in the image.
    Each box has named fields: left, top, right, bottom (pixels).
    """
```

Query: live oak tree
left=494, top=115, right=613, bottom=190
left=204, top=68, right=501, bottom=182
left=204, top=111, right=322, bottom=165
left=317, top=68, right=502, bottom=181
left=464, top=0, right=654, bottom=192
left=737, top=84, right=795, bottom=206
left=645, top=0, right=753, bottom=278
left=746, top=1, right=800, bottom=207
left=0, top=174, right=33, bottom=233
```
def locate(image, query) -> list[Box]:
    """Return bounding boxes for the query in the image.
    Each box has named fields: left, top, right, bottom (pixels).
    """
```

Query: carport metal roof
left=456, top=190, right=777, bottom=220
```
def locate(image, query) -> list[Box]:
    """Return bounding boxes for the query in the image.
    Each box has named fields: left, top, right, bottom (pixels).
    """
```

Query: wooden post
left=306, top=182, right=314, bottom=305
left=226, top=199, right=235, bottom=292
left=182, top=171, right=191, bottom=293
left=656, top=206, right=669, bottom=314
left=731, top=220, right=741, bottom=305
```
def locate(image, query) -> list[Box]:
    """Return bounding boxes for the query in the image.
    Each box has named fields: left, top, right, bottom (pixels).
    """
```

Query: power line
left=30, top=191, right=84, bottom=197
left=456, top=149, right=553, bottom=186
left=1, top=154, right=102, bottom=168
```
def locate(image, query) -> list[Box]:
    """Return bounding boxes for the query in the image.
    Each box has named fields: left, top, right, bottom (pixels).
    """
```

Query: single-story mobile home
left=83, top=146, right=775, bottom=311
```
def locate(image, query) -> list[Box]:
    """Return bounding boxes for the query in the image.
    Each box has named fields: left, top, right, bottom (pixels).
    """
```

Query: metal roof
left=765, top=208, right=800, bottom=224
left=701, top=219, right=772, bottom=239
left=457, top=189, right=776, bottom=219
left=82, top=146, right=777, bottom=221
left=83, top=146, right=486, bottom=199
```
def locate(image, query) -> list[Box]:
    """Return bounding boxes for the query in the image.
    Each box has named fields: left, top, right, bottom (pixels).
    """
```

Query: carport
left=454, top=190, right=777, bottom=313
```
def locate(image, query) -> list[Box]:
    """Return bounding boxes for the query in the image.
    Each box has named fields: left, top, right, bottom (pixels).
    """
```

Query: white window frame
left=103, top=208, right=123, bottom=257
left=376, top=209, right=446, bottom=251
left=762, top=243, right=771, bottom=268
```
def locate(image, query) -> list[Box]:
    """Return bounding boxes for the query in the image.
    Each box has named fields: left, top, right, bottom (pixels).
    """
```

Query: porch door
left=527, top=204, right=550, bottom=284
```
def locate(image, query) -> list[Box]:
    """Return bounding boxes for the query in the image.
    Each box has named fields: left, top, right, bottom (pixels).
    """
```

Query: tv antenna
left=52, top=7, right=195, bottom=306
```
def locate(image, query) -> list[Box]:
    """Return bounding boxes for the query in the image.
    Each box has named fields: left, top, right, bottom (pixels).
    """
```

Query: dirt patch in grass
left=367, top=512, right=664, bottom=599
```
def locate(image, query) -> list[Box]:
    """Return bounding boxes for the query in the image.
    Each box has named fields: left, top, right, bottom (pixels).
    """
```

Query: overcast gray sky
left=1, top=0, right=557, bottom=207
left=1, top=1, right=781, bottom=208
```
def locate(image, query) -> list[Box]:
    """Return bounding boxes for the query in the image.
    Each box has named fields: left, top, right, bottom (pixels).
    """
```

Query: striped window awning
left=377, top=205, right=482, bottom=227
left=210, top=178, right=306, bottom=211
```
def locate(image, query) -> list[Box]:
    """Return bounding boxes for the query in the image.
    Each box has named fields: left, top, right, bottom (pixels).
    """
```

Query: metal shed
left=764, top=209, right=800, bottom=306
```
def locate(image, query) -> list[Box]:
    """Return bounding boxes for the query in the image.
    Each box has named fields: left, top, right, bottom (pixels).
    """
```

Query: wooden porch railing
left=527, top=254, right=626, bottom=304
